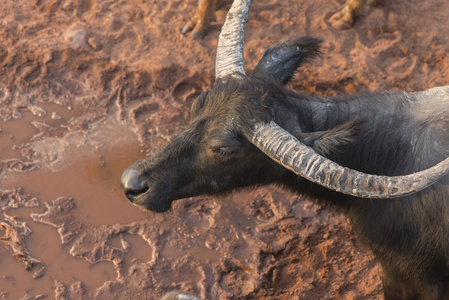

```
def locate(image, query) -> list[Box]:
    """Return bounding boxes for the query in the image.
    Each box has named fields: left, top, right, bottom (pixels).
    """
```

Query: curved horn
left=248, top=121, right=449, bottom=198
left=215, top=0, right=253, bottom=79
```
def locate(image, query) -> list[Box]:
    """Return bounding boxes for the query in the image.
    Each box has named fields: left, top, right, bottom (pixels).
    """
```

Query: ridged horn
left=215, top=0, right=253, bottom=79
left=248, top=121, right=449, bottom=198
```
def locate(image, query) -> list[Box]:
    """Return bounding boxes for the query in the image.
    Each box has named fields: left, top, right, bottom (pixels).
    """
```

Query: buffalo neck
left=296, top=91, right=410, bottom=132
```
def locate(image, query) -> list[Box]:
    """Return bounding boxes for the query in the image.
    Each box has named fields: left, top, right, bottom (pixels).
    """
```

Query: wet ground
left=1, top=0, right=449, bottom=299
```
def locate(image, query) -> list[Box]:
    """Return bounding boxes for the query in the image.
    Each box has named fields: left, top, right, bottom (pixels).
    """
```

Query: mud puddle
left=3, top=141, right=149, bottom=226
left=0, top=108, right=153, bottom=298
left=0, top=103, right=77, bottom=161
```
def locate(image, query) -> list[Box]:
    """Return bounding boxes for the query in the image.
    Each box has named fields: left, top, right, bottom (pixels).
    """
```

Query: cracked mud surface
left=1, top=0, right=449, bottom=299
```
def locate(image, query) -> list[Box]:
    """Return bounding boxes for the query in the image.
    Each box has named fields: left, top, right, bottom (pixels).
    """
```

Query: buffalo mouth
left=131, top=193, right=173, bottom=213
left=127, top=191, right=173, bottom=213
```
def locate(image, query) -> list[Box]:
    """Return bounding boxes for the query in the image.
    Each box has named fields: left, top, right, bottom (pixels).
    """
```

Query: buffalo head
left=121, top=0, right=449, bottom=212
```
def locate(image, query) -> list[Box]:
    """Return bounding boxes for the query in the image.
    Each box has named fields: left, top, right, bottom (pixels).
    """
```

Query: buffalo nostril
left=120, top=167, right=149, bottom=202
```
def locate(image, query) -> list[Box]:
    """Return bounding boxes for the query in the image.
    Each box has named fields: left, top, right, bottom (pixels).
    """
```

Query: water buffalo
left=122, top=0, right=449, bottom=298
left=182, top=0, right=382, bottom=39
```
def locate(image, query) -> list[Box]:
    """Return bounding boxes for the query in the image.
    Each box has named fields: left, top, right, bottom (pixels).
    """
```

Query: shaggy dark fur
left=122, top=37, right=449, bottom=299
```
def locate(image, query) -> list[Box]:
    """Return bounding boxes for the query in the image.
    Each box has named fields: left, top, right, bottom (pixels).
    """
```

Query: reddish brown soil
left=1, top=0, right=449, bottom=299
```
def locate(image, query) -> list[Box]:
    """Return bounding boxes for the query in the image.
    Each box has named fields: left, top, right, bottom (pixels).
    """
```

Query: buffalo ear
left=191, top=92, right=209, bottom=119
left=298, top=119, right=364, bottom=157
left=251, top=36, right=322, bottom=85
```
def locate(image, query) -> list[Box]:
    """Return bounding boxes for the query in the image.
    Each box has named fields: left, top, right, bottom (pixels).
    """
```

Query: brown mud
left=1, top=0, right=449, bottom=299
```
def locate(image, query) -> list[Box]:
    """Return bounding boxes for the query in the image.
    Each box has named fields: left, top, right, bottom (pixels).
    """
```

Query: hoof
left=328, top=9, right=355, bottom=30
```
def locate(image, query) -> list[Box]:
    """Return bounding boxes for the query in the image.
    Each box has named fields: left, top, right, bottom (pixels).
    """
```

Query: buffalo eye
left=209, top=145, right=240, bottom=163
left=211, top=145, right=237, bottom=156
left=208, top=132, right=242, bottom=161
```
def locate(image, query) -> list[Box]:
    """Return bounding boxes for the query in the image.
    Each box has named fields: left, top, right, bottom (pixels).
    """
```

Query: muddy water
left=0, top=103, right=77, bottom=160
left=0, top=105, right=153, bottom=298
left=3, top=142, right=149, bottom=226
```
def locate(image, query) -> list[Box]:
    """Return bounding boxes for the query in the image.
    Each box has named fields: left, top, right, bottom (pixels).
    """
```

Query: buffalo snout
left=121, top=164, right=149, bottom=202
left=120, top=161, right=174, bottom=213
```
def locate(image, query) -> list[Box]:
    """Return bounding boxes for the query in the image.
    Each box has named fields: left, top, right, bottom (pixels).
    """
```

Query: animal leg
left=382, top=269, right=447, bottom=300
left=329, top=0, right=367, bottom=30
left=182, top=0, right=220, bottom=39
